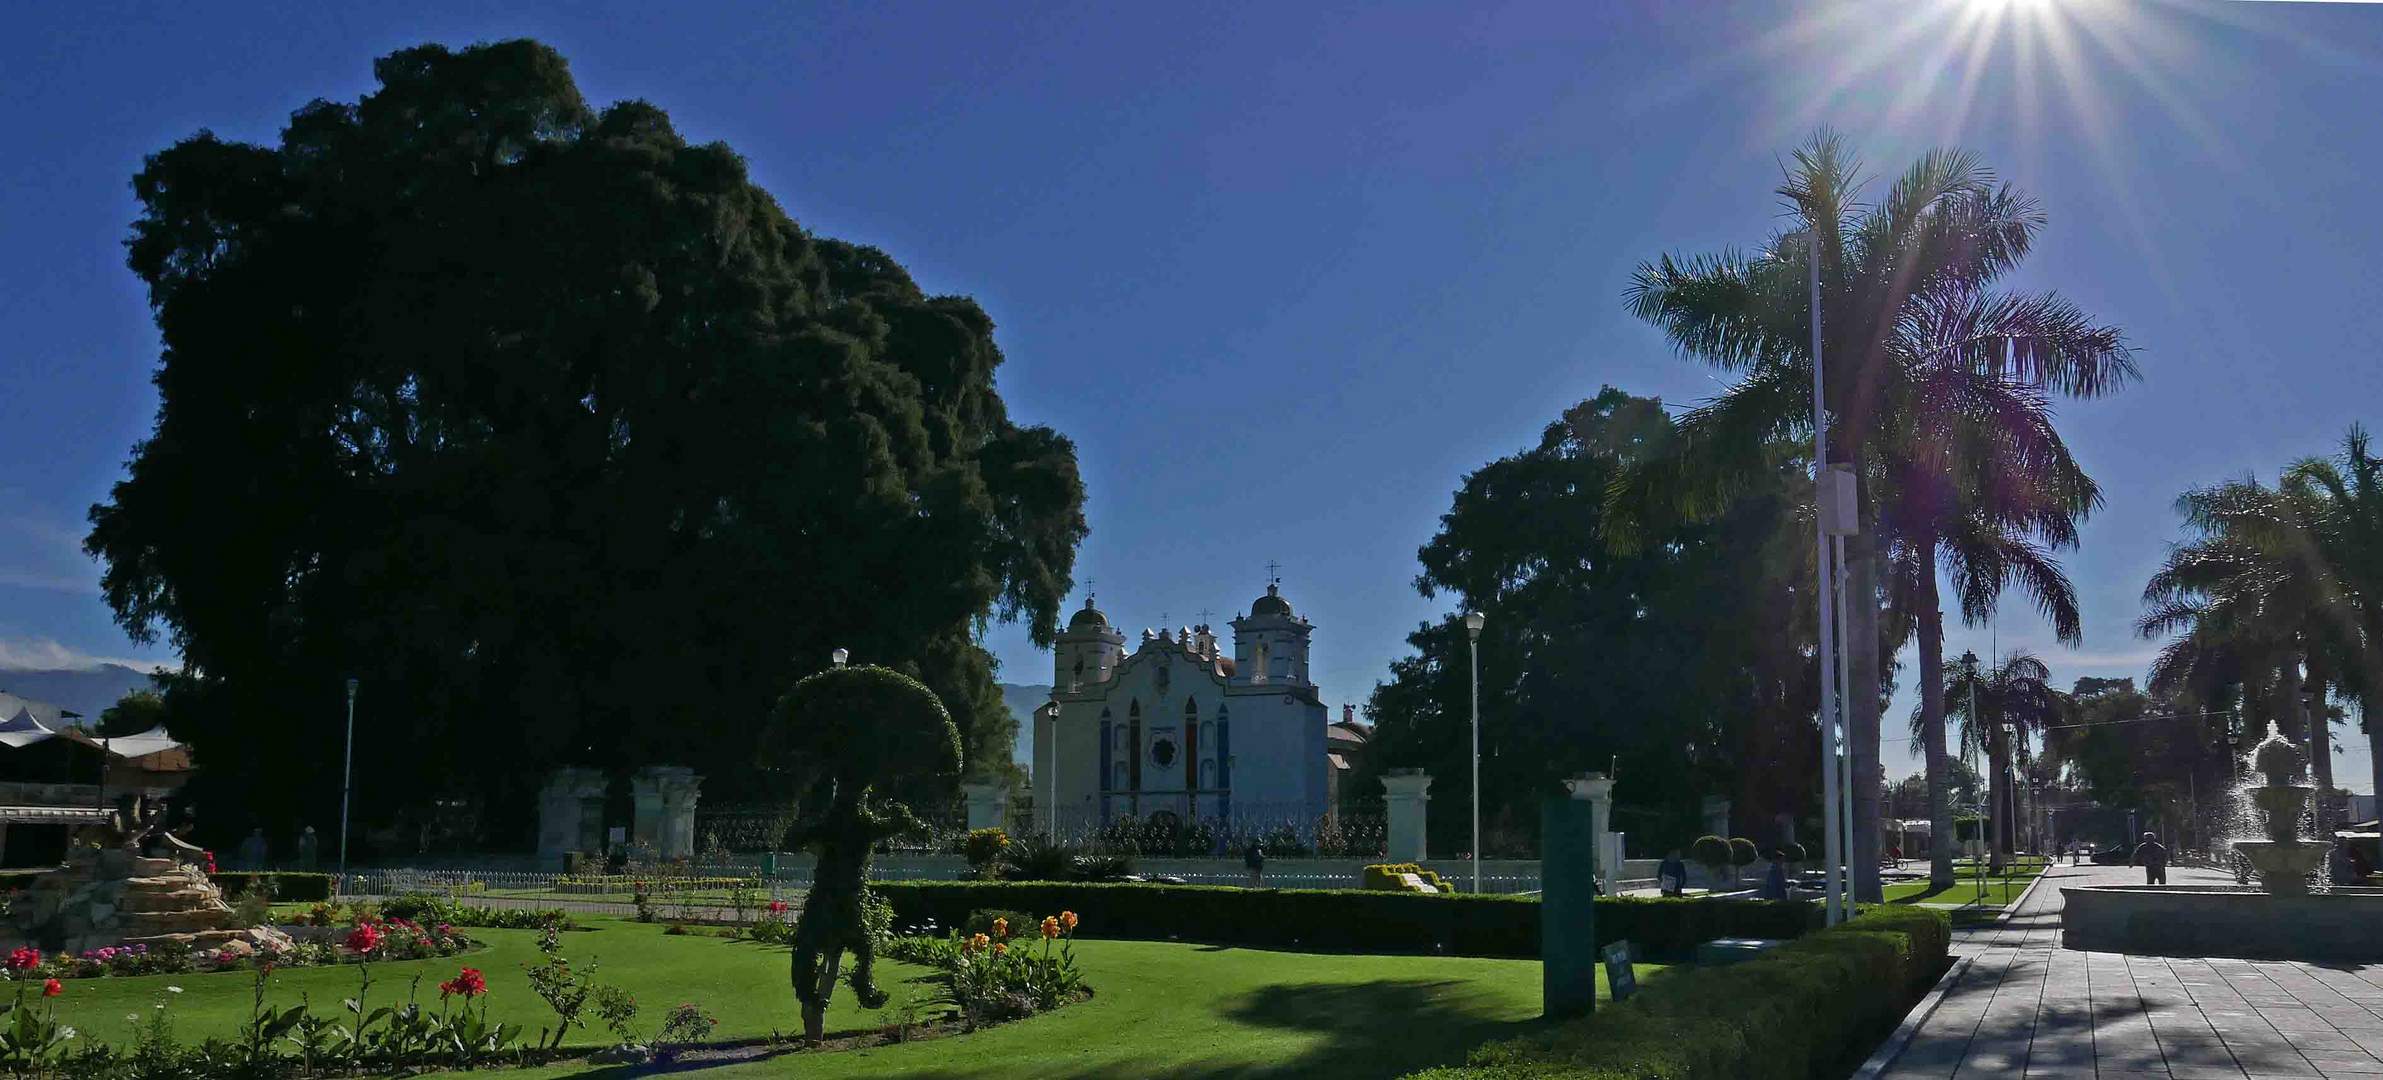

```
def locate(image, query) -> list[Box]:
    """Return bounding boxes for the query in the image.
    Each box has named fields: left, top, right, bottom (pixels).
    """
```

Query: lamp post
left=1465, top=610, right=1485, bottom=892
left=1787, top=228, right=1849, bottom=926
left=832, top=647, right=850, bottom=669
left=339, top=677, right=357, bottom=882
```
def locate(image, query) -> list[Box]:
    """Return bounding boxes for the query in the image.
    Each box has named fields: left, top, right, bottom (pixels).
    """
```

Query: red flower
left=767, top=900, right=789, bottom=915
left=41, top=978, right=61, bottom=998
left=5, top=947, right=38, bottom=971
left=344, top=922, right=383, bottom=954
left=439, top=965, right=489, bottom=998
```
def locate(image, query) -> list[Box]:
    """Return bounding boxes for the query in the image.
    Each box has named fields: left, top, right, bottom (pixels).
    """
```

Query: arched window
left=1183, top=698, right=1199, bottom=788
left=1127, top=700, right=1142, bottom=792
left=1097, top=709, right=1113, bottom=793
left=1215, top=704, right=1232, bottom=790
left=1200, top=760, right=1215, bottom=788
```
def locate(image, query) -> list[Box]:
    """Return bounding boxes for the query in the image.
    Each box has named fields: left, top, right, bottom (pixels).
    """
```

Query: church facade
left=1034, top=584, right=1327, bottom=834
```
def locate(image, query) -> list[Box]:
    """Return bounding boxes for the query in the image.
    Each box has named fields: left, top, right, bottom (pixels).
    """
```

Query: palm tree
left=1620, top=134, right=2135, bottom=900
left=1886, top=462, right=2087, bottom=884
left=1935, top=651, right=2065, bottom=870
left=2140, top=477, right=2343, bottom=813
left=2283, top=427, right=2383, bottom=806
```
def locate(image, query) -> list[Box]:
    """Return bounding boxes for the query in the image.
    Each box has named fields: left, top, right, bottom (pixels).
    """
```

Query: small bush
left=1727, top=838, right=1759, bottom=869
left=1362, top=863, right=1450, bottom=892
left=963, top=828, right=1011, bottom=878
left=1688, top=835, right=1730, bottom=874
left=963, top=909, right=1036, bottom=942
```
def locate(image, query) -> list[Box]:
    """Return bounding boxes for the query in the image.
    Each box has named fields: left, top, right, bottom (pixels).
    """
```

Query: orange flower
left=1060, top=910, right=1079, bottom=932
left=993, top=941, right=1007, bottom=955
left=965, top=933, right=990, bottom=955
left=991, top=917, right=1008, bottom=939
left=1040, top=916, right=1060, bottom=940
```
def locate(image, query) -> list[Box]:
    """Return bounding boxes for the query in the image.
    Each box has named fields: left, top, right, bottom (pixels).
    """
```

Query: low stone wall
left=2062, top=885, right=2383, bottom=962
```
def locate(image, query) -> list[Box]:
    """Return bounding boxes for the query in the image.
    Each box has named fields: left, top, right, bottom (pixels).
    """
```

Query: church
left=1034, top=583, right=1328, bottom=835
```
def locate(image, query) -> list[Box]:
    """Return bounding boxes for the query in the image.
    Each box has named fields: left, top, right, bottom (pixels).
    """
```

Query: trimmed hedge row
left=1406, top=905, right=1953, bottom=1080
left=210, top=871, right=336, bottom=902
left=869, top=881, right=1818, bottom=959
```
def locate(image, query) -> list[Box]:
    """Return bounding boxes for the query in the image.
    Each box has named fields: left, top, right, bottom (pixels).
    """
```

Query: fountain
left=2230, top=725, right=2332, bottom=894
left=2061, top=723, right=2382, bottom=962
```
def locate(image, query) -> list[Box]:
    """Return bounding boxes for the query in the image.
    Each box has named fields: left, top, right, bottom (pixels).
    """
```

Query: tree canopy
left=1354, top=388, right=1821, bottom=854
left=85, top=40, right=1085, bottom=850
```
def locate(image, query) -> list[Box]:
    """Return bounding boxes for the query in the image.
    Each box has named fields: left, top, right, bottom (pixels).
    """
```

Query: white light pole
left=1790, top=228, right=1845, bottom=926
left=339, top=677, right=358, bottom=882
left=831, top=647, right=850, bottom=669
left=1465, top=610, right=1486, bottom=892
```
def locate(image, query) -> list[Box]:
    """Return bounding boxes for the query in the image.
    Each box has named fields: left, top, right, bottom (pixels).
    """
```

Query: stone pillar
left=1382, top=769, right=1432, bottom=862
left=632, top=766, right=702, bottom=860
left=963, top=781, right=1009, bottom=832
left=537, top=767, right=609, bottom=861
left=1565, top=774, right=1616, bottom=896
left=1700, top=795, right=1730, bottom=838
left=1541, top=789, right=1599, bottom=1019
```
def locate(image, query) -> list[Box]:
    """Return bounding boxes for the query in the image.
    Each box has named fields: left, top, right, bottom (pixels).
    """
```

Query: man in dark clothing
left=2131, top=832, right=2168, bottom=885
left=1658, top=849, right=1688, bottom=897
left=1759, top=850, right=1790, bottom=900
left=1244, top=841, right=1266, bottom=887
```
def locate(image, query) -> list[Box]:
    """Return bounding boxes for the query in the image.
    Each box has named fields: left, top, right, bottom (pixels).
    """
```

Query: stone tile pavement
left=1876, top=861, right=2383, bottom=1078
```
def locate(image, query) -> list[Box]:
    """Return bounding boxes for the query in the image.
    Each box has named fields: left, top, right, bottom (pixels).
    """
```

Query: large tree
left=1621, top=135, right=2134, bottom=899
left=85, top=41, right=1085, bottom=851
left=1355, top=388, right=1820, bottom=855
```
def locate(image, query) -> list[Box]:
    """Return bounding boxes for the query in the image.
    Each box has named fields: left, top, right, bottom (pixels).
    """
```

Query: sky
left=3, top=0, right=2381, bottom=790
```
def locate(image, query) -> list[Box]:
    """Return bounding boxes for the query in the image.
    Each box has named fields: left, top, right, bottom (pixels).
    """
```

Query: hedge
left=1404, top=905, right=1952, bottom=1080
left=210, top=872, right=336, bottom=902
left=869, top=881, right=1818, bottom=960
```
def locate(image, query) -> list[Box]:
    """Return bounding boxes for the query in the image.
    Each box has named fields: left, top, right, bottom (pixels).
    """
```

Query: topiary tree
left=1780, top=842, right=1810, bottom=866
left=765, top=666, right=961, bottom=1043
left=1689, top=835, right=1731, bottom=886
left=1727, top=838, right=1759, bottom=885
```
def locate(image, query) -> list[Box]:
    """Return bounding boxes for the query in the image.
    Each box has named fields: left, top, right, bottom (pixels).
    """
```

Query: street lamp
left=1464, top=610, right=1485, bottom=892
left=1787, top=228, right=1851, bottom=926
left=339, top=677, right=358, bottom=883
left=831, top=647, right=850, bottom=668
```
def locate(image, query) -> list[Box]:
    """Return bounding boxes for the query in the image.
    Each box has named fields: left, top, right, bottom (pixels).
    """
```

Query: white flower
left=59, top=1027, right=76, bottom=1041
left=125, top=1013, right=139, bottom=1023
left=165, top=985, right=183, bottom=994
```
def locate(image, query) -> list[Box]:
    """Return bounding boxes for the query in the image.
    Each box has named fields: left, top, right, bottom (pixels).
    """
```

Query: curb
left=1849, top=953, right=1974, bottom=1080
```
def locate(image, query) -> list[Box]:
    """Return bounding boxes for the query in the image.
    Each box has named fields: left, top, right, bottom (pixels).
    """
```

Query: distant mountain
left=0, top=663, right=161, bottom=723
left=999, top=682, right=1052, bottom=772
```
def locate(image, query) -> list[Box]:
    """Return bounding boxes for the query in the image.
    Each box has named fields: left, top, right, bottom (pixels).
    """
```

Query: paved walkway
left=1879, top=862, right=2383, bottom=1078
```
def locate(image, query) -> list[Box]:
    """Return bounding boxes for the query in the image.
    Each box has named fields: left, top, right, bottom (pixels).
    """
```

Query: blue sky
left=4, top=1, right=2380, bottom=788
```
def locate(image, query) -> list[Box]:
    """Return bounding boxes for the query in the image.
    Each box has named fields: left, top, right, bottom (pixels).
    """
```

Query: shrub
left=1688, top=835, right=1730, bottom=875
left=1780, top=842, right=1809, bottom=864
left=1406, top=905, right=1952, bottom=1080
left=209, top=872, right=335, bottom=902
left=963, top=909, right=1035, bottom=943
left=1727, top=838, right=1758, bottom=869
left=999, top=835, right=1077, bottom=882
left=962, top=828, right=1010, bottom=878
left=870, top=882, right=1818, bottom=960
left=381, top=894, right=579, bottom=931
left=1362, top=863, right=1450, bottom=892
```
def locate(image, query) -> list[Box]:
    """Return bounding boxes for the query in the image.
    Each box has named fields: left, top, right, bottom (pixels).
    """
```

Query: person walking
left=296, top=825, right=320, bottom=871
left=236, top=827, right=268, bottom=870
left=1243, top=840, right=1266, bottom=888
left=2131, top=831, right=2168, bottom=885
left=1657, top=849, right=1688, bottom=897
left=1759, top=850, right=1790, bottom=900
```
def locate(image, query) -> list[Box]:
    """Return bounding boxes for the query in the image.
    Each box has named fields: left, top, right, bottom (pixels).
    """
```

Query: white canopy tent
left=0, top=707, right=58, bottom=749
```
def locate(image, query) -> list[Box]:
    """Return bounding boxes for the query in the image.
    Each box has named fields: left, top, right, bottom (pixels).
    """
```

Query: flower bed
left=554, top=874, right=759, bottom=895
left=872, top=881, right=1820, bottom=959
left=2, top=914, right=481, bottom=982
left=883, top=909, right=1091, bottom=1030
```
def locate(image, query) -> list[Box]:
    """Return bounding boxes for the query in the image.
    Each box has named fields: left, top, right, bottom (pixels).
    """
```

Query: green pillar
left=1542, top=794, right=1599, bottom=1019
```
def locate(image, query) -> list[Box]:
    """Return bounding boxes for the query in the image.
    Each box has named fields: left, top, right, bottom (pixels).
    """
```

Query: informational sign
left=607, top=826, right=627, bottom=847
left=1603, top=940, right=1636, bottom=1002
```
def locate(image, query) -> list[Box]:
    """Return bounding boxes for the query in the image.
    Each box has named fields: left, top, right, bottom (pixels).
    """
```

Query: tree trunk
left=805, top=950, right=841, bottom=1044
left=1987, top=731, right=2008, bottom=873
left=1845, top=530, right=1886, bottom=903
left=2305, top=676, right=2335, bottom=832
left=1916, top=551, right=1955, bottom=889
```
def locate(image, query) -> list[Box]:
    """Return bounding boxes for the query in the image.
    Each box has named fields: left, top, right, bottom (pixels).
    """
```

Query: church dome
left=1250, top=583, right=1293, bottom=618
left=1068, top=597, right=1110, bottom=631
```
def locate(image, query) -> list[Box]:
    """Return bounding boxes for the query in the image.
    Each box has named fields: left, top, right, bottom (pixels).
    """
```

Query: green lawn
left=1881, top=875, right=2037, bottom=908
left=53, top=918, right=1653, bottom=1079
